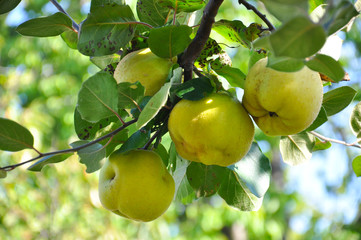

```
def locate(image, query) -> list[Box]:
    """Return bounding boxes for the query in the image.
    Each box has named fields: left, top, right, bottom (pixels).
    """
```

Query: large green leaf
left=117, top=82, right=145, bottom=110
left=350, top=101, right=361, bottom=140
left=70, top=141, right=106, bottom=173
left=352, top=156, right=361, bottom=177
left=280, top=132, right=315, bottom=165
left=90, top=0, right=125, bottom=10
left=261, top=0, right=309, bottom=22
left=0, top=0, right=21, bottom=14
left=172, top=77, right=214, bottom=100
left=78, top=4, right=136, bottom=56
left=148, top=25, right=192, bottom=58
left=218, top=170, right=264, bottom=211
left=306, top=54, right=344, bottom=83
left=269, top=16, right=326, bottom=58
left=28, top=153, right=72, bottom=172
left=137, top=83, right=171, bottom=129
left=117, top=128, right=151, bottom=153
left=0, top=118, right=34, bottom=152
left=186, top=163, right=225, bottom=197
left=213, top=20, right=262, bottom=48
left=16, top=12, right=74, bottom=37
left=266, top=55, right=305, bottom=72
left=228, top=143, right=271, bottom=198
left=77, top=72, right=119, bottom=123
left=136, top=0, right=169, bottom=27
left=158, top=0, right=206, bottom=12
left=322, top=86, right=357, bottom=116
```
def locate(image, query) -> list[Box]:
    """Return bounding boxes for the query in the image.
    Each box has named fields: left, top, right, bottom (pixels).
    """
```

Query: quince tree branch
left=238, top=0, right=275, bottom=31
left=179, top=0, right=224, bottom=81
left=0, top=119, right=138, bottom=171
left=310, top=131, right=361, bottom=149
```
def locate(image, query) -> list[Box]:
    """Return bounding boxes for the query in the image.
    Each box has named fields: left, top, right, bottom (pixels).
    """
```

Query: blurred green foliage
left=0, top=1, right=361, bottom=239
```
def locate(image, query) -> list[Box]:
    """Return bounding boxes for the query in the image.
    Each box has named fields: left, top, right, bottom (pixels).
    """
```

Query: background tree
left=1, top=0, right=361, bottom=239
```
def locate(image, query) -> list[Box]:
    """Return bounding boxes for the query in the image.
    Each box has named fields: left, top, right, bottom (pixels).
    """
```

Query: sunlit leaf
left=312, top=138, right=331, bottom=151
left=90, top=54, right=120, bottom=70
left=306, top=54, right=344, bottom=82
left=158, top=0, right=206, bottom=12
left=77, top=72, right=119, bottom=123
left=77, top=4, right=136, bottom=56
left=280, top=132, right=315, bottom=165
left=148, top=25, right=192, bottom=58
left=0, top=118, right=34, bottom=152
left=61, top=30, right=78, bottom=49
left=350, top=101, right=361, bottom=140
left=137, top=83, right=171, bottom=129
left=270, top=16, right=326, bottom=58
left=136, top=0, right=169, bottom=27
left=352, top=156, right=361, bottom=177
left=228, top=143, right=271, bottom=198
left=0, top=0, right=21, bottom=14
left=260, top=0, right=309, bottom=22
left=27, top=153, right=72, bottom=172
left=70, top=141, right=106, bottom=173
left=16, top=12, right=74, bottom=37
left=322, top=86, right=357, bottom=116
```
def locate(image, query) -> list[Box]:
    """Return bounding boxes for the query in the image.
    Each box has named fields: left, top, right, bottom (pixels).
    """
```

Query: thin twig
left=310, top=131, right=361, bottom=149
left=238, top=0, right=275, bottom=31
left=0, top=119, right=137, bottom=171
left=179, top=0, right=224, bottom=81
left=142, top=129, right=162, bottom=150
left=49, top=0, right=80, bottom=32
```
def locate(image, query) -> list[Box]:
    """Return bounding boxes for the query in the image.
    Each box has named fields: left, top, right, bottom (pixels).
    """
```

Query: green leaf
left=158, top=0, right=206, bottom=12
left=228, top=143, right=271, bottom=198
left=322, top=86, right=357, bottom=116
left=0, top=169, right=7, bottom=179
left=77, top=4, right=136, bottom=56
left=148, top=25, right=192, bottom=58
left=74, top=107, right=119, bottom=140
left=186, top=163, right=225, bottom=197
left=306, top=54, right=344, bottom=82
left=0, top=0, right=21, bottom=14
left=90, top=54, right=120, bottom=70
left=136, top=0, right=169, bottom=27
left=70, top=141, right=106, bottom=173
left=309, top=0, right=324, bottom=12
left=171, top=152, right=192, bottom=194
left=117, top=128, right=151, bottom=153
left=214, top=65, right=246, bottom=88
left=350, top=101, right=361, bottom=140
left=196, top=38, right=231, bottom=68
left=27, top=153, right=72, bottom=172
left=312, top=138, right=331, bottom=152
left=352, top=156, right=361, bottom=177
left=137, top=83, right=171, bottom=129
left=0, top=118, right=34, bottom=152
left=117, top=82, right=145, bottom=109
left=16, top=12, right=74, bottom=37
left=306, top=106, right=328, bottom=131
left=172, top=77, right=214, bottom=101
left=176, top=176, right=197, bottom=204
left=260, top=0, right=309, bottom=22
left=61, top=30, right=78, bottom=49
left=153, top=143, right=169, bottom=166
left=322, top=1, right=359, bottom=35
left=77, top=72, right=119, bottom=123
left=266, top=55, right=305, bottom=72
left=248, top=50, right=267, bottom=71
left=213, top=20, right=262, bottom=48
left=90, top=0, right=126, bottom=10
left=280, top=132, right=316, bottom=165
left=270, top=16, right=326, bottom=58
left=218, top=170, right=263, bottom=211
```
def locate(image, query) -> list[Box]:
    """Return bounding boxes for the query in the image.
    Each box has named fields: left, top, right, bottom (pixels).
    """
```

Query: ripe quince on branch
left=114, top=48, right=176, bottom=96
left=242, top=57, right=323, bottom=136
left=168, top=93, right=255, bottom=167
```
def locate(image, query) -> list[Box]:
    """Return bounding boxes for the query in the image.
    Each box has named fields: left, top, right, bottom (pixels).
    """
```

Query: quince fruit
left=98, top=149, right=175, bottom=222
left=242, top=58, right=323, bottom=136
left=168, top=93, right=254, bottom=167
left=114, top=48, right=175, bottom=96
